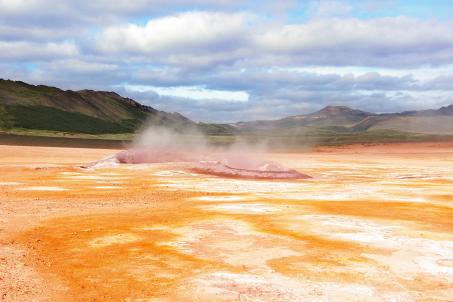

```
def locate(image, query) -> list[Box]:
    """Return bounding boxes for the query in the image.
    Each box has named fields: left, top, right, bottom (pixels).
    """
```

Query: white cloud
left=98, top=11, right=250, bottom=55
left=0, top=0, right=42, bottom=13
left=256, top=17, right=453, bottom=60
left=44, top=59, right=118, bottom=73
left=95, top=13, right=453, bottom=68
left=0, top=41, right=78, bottom=60
left=0, top=24, right=79, bottom=41
left=0, top=0, right=248, bottom=24
left=124, top=84, right=249, bottom=102
left=307, top=0, right=353, bottom=18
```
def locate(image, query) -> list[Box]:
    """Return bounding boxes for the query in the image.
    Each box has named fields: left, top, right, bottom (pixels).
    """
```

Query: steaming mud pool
left=86, top=148, right=312, bottom=179
left=1, top=143, right=453, bottom=301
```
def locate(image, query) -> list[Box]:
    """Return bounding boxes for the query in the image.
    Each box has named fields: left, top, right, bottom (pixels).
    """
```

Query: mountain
left=352, top=105, right=453, bottom=135
left=437, top=104, right=453, bottom=115
left=0, top=79, right=233, bottom=135
left=234, top=104, right=453, bottom=136
left=285, top=105, right=371, bottom=126
left=1, top=79, right=452, bottom=146
left=236, top=105, right=372, bottom=130
left=234, top=105, right=373, bottom=134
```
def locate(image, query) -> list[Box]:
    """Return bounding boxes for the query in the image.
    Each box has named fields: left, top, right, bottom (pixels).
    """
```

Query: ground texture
left=0, top=143, right=452, bottom=301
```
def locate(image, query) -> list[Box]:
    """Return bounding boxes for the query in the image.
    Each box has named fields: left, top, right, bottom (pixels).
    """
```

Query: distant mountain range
left=233, top=104, right=453, bottom=135
left=1, top=79, right=452, bottom=145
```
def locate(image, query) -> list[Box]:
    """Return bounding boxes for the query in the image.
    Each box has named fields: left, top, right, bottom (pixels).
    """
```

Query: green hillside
left=0, top=79, right=231, bottom=136
left=355, top=115, right=453, bottom=135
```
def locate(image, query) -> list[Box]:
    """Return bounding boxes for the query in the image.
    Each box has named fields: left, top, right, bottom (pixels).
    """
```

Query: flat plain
left=0, top=142, right=452, bottom=301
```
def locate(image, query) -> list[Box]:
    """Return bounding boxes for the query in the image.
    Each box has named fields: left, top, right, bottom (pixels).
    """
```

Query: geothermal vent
left=84, top=148, right=311, bottom=180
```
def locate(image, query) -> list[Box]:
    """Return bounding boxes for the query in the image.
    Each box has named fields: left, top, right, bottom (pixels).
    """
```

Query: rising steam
left=132, top=125, right=208, bottom=152
left=84, top=125, right=311, bottom=179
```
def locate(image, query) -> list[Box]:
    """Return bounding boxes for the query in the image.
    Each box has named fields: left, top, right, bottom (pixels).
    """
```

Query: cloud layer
left=1, top=0, right=452, bottom=122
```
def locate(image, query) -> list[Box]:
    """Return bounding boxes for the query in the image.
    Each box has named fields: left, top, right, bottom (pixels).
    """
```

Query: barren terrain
left=1, top=142, right=452, bottom=301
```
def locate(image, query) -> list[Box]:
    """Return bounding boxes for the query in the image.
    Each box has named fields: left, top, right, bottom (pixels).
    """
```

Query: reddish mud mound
left=115, top=149, right=191, bottom=164
left=84, top=148, right=311, bottom=179
left=82, top=149, right=194, bottom=169
left=190, top=160, right=311, bottom=179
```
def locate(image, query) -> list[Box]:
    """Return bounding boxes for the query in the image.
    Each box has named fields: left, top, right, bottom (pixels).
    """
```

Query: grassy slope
left=0, top=79, right=208, bottom=136
left=367, top=116, right=453, bottom=135
left=2, top=105, right=138, bottom=134
left=0, top=132, right=128, bottom=149
left=0, top=80, right=148, bottom=134
left=0, top=80, right=237, bottom=137
left=0, top=80, right=146, bottom=122
left=217, top=129, right=450, bottom=148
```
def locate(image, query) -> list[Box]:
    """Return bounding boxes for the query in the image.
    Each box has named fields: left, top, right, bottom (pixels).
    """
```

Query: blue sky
left=291, top=0, right=453, bottom=20
left=0, top=0, right=452, bottom=122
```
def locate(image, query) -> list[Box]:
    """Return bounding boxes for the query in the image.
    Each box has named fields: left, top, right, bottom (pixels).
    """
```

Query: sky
left=1, top=0, right=453, bottom=122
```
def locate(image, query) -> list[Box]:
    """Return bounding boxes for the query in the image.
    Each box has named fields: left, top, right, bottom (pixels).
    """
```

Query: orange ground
left=0, top=142, right=452, bottom=301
